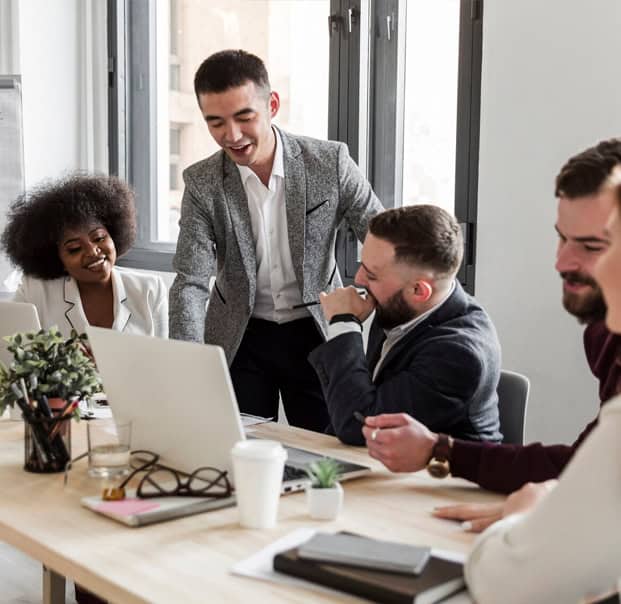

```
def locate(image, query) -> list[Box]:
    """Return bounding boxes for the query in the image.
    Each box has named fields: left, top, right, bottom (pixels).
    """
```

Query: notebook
left=85, top=327, right=371, bottom=495
left=298, top=532, right=431, bottom=575
left=274, top=532, right=465, bottom=604
left=81, top=491, right=236, bottom=527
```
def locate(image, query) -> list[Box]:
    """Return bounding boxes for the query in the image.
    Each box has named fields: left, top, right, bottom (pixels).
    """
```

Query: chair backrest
left=497, top=369, right=530, bottom=445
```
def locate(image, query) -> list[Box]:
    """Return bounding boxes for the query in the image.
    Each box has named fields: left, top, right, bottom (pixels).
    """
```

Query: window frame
left=367, top=0, right=483, bottom=294
left=108, top=0, right=483, bottom=291
left=108, top=0, right=175, bottom=272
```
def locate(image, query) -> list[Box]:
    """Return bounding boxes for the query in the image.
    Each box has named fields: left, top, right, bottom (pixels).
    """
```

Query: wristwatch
left=426, top=434, right=453, bottom=479
left=329, top=313, right=363, bottom=330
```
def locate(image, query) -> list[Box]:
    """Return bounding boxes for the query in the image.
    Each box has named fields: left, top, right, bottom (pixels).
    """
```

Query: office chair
left=496, top=369, right=530, bottom=445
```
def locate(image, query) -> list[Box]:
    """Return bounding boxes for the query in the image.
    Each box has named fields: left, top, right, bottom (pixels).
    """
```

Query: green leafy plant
left=305, top=458, right=343, bottom=489
left=0, top=327, right=102, bottom=415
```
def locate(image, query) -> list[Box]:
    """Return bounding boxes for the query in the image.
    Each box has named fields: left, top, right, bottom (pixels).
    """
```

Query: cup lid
left=231, top=439, right=287, bottom=461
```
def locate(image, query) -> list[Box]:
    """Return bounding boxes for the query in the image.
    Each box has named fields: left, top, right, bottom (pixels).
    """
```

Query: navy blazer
left=308, top=282, right=502, bottom=445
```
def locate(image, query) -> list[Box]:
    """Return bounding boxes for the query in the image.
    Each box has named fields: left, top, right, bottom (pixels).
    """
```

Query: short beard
left=560, top=271, right=607, bottom=325
left=375, top=289, right=417, bottom=330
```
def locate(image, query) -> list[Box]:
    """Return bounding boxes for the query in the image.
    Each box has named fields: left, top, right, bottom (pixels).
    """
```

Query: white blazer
left=13, top=267, right=168, bottom=339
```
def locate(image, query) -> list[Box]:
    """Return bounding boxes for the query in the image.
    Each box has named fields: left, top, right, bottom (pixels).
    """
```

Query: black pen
left=291, top=288, right=368, bottom=310
left=353, top=411, right=367, bottom=424
left=291, top=300, right=320, bottom=309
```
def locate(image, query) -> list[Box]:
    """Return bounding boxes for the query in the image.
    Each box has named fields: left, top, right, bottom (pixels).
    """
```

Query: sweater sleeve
left=464, top=400, right=621, bottom=604
left=450, top=418, right=597, bottom=494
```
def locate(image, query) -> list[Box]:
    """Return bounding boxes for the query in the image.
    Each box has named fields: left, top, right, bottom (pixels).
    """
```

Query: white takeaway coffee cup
left=231, top=440, right=287, bottom=529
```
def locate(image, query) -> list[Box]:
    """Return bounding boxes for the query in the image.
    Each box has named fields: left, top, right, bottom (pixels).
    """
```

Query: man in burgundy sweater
left=360, top=139, right=621, bottom=496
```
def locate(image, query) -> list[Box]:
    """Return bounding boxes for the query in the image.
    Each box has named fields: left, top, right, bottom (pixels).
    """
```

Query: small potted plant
left=0, top=327, right=102, bottom=472
left=306, top=458, right=344, bottom=520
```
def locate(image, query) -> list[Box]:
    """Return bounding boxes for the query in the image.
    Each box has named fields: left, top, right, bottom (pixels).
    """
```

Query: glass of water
left=87, top=419, right=132, bottom=478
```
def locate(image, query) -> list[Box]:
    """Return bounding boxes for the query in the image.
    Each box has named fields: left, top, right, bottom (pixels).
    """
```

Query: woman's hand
left=433, top=480, right=558, bottom=532
left=502, top=479, right=557, bottom=517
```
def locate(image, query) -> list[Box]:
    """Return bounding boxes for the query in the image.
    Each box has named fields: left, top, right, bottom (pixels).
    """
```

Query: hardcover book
left=274, top=534, right=465, bottom=604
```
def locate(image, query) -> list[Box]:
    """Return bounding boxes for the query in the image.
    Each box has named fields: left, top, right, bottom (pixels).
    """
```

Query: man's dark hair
left=555, top=138, right=621, bottom=198
left=369, top=205, right=463, bottom=279
left=1, top=173, right=136, bottom=280
left=194, top=49, right=270, bottom=98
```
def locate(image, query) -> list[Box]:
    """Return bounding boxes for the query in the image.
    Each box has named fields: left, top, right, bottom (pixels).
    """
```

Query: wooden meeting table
left=0, top=418, right=501, bottom=603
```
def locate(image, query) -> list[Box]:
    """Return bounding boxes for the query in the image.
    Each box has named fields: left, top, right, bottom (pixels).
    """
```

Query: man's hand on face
left=432, top=479, right=558, bottom=533
left=319, top=286, right=376, bottom=322
left=361, top=413, right=438, bottom=473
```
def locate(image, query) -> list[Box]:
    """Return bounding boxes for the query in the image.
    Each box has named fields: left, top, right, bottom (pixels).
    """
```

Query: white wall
left=18, top=0, right=81, bottom=187
left=476, top=0, right=621, bottom=443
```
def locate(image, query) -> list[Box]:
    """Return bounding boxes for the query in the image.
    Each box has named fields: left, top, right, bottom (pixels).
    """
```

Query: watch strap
left=329, top=313, right=363, bottom=330
left=431, top=433, right=452, bottom=462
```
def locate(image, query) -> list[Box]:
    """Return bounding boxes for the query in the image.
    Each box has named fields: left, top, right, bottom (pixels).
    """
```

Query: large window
left=402, top=1, right=460, bottom=213
left=109, top=0, right=483, bottom=292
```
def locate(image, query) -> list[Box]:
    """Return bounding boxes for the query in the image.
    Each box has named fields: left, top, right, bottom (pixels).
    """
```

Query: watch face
left=427, top=459, right=450, bottom=479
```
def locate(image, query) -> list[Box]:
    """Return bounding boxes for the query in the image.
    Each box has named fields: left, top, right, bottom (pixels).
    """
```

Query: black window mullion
left=331, top=0, right=363, bottom=284
left=368, top=0, right=399, bottom=209
left=455, top=0, right=483, bottom=294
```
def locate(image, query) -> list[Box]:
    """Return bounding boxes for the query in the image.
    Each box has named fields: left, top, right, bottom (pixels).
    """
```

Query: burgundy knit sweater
left=450, top=320, right=621, bottom=493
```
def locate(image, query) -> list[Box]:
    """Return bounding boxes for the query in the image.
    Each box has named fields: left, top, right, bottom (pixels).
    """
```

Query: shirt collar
left=383, top=280, right=457, bottom=340
left=236, top=127, right=284, bottom=189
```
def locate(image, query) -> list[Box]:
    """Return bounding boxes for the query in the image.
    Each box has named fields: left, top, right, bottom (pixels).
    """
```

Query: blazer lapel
left=366, top=321, right=386, bottom=374
left=222, top=154, right=257, bottom=284
left=111, top=269, right=131, bottom=332
left=63, top=277, right=85, bottom=334
left=279, top=129, right=306, bottom=294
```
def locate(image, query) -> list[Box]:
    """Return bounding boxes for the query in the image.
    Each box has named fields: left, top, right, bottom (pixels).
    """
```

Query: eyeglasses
left=130, top=451, right=231, bottom=499
left=65, top=449, right=232, bottom=501
left=104, top=450, right=232, bottom=501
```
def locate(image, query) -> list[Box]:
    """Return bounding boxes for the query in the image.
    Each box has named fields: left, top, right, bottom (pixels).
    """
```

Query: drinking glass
left=87, top=419, right=132, bottom=478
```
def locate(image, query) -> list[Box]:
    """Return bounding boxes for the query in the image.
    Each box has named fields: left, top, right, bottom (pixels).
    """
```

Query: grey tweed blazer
left=169, top=128, right=383, bottom=364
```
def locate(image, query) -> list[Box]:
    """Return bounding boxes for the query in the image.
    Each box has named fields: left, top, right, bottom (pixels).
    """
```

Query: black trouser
left=230, top=317, right=330, bottom=433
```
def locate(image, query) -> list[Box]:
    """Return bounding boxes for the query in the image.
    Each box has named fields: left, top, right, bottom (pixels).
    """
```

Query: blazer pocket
left=305, top=198, right=330, bottom=216
left=213, top=281, right=226, bottom=304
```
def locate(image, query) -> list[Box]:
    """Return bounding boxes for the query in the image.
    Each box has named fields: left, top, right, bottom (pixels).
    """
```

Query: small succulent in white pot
left=306, top=458, right=344, bottom=520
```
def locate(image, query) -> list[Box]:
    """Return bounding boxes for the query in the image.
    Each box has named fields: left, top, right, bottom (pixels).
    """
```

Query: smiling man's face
left=198, top=80, right=279, bottom=177
left=554, top=191, right=614, bottom=323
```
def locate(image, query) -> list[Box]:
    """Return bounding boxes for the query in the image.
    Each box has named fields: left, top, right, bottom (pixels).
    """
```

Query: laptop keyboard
left=283, top=465, right=308, bottom=482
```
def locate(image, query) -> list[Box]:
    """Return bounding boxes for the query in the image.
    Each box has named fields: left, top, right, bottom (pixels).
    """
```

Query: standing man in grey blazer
left=169, top=50, right=383, bottom=431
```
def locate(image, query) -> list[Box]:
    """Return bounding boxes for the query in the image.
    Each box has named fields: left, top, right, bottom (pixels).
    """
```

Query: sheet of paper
left=231, top=527, right=339, bottom=598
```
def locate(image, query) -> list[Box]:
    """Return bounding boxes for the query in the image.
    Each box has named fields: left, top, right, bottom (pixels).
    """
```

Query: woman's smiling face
left=57, top=223, right=117, bottom=285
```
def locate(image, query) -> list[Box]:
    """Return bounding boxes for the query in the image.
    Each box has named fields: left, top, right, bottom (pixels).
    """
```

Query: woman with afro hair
left=2, top=173, right=168, bottom=339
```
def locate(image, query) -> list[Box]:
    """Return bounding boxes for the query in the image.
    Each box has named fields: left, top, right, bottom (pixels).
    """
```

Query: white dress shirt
left=237, top=128, right=308, bottom=323
left=465, top=396, right=621, bottom=604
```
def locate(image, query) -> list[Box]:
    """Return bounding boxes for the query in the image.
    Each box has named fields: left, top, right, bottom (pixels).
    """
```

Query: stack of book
left=273, top=532, right=465, bottom=604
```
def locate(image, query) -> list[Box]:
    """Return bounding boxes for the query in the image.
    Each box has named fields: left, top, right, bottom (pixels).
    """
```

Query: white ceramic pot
left=306, top=483, right=343, bottom=520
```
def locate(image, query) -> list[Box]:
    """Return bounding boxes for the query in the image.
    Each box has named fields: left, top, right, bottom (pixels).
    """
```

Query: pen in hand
left=291, top=288, right=368, bottom=310
left=353, top=411, right=367, bottom=424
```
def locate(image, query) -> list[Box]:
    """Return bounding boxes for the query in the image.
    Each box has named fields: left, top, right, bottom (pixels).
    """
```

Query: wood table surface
left=0, top=418, right=500, bottom=603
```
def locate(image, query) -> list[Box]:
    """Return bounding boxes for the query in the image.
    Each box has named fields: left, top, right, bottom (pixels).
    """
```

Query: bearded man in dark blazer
left=309, top=204, right=502, bottom=445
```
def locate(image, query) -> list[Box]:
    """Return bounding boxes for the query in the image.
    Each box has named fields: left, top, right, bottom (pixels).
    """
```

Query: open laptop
left=0, top=301, right=41, bottom=367
left=85, top=327, right=370, bottom=495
